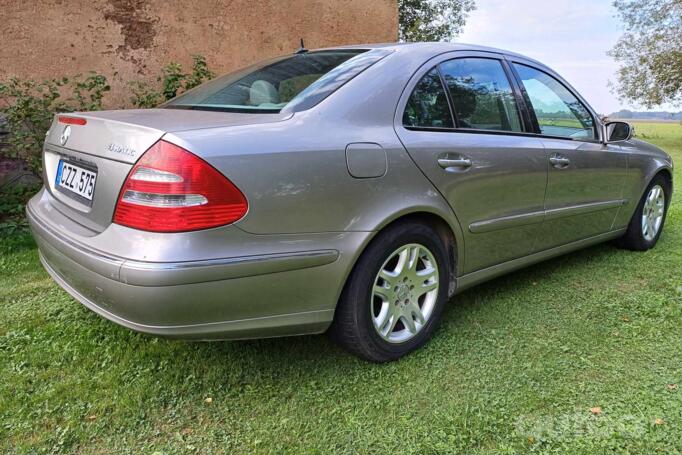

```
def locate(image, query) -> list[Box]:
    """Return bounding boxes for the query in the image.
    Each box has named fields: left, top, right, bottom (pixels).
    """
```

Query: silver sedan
left=28, top=43, right=673, bottom=362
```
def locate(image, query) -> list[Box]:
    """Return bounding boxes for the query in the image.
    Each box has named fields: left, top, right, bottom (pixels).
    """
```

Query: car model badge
left=106, top=142, right=137, bottom=157
left=60, top=125, right=71, bottom=146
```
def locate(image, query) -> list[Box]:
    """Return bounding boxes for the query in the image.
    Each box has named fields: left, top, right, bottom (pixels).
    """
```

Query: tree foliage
left=610, top=0, right=682, bottom=107
left=398, top=0, right=476, bottom=42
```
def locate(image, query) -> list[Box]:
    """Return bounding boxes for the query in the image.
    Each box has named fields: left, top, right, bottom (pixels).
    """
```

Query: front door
left=396, top=56, right=548, bottom=273
left=510, top=62, right=628, bottom=249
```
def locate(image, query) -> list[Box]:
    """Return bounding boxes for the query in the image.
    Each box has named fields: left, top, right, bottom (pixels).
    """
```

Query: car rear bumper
left=27, top=189, right=370, bottom=339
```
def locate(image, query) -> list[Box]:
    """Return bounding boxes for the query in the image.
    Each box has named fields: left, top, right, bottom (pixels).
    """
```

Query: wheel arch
left=640, top=165, right=674, bottom=207
left=380, top=211, right=460, bottom=297
left=656, top=167, right=673, bottom=190
left=340, top=209, right=463, bottom=304
left=619, top=156, right=674, bottom=227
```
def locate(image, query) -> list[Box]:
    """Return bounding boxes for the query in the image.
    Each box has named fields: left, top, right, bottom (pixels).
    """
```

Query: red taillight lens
left=113, top=140, right=248, bottom=232
left=58, top=115, right=87, bottom=125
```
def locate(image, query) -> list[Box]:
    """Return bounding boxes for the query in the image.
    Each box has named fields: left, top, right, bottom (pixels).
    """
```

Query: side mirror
left=604, top=121, right=633, bottom=143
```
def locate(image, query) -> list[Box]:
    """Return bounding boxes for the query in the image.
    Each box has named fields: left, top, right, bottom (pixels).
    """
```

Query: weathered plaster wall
left=0, top=0, right=398, bottom=106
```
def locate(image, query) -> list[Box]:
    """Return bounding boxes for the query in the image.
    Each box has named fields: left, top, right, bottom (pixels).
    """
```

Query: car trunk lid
left=43, top=109, right=290, bottom=233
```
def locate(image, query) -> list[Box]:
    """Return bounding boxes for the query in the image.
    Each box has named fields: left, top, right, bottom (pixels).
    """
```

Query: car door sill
left=455, top=229, right=626, bottom=293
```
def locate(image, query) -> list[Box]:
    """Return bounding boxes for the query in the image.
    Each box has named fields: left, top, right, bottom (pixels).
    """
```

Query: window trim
left=403, top=124, right=574, bottom=140
left=500, top=59, right=535, bottom=134
left=507, top=60, right=600, bottom=143
left=436, top=65, right=459, bottom=127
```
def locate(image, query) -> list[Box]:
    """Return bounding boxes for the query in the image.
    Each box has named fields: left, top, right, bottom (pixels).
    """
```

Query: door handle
left=438, top=158, right=472, bottom=169
left=549, top=155, right=570, bottom=167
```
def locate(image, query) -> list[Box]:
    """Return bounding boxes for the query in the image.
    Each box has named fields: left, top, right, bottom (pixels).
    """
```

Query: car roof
left=315, top=42, right=545, bottom=68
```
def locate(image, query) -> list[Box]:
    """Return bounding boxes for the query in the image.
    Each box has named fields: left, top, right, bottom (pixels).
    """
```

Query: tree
left=610, top=0, right=682, bottom=108
left=398, top=0, right=476, bottom=42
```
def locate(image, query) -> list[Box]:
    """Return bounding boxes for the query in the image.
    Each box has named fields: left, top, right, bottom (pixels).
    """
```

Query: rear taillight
left=113, top=140, right=248, bottom=232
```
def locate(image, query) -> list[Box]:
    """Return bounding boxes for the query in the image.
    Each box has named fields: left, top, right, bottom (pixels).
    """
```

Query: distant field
left=537, top=117, right=583, bottom=128
left=631, top=120, right=682, bottom=142
left=616, top=118, right=681, bottom=124
left=1, top=122, right=681, bottom=453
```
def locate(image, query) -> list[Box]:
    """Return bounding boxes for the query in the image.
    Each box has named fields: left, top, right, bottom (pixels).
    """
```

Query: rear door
left=508, top=60, right=628, bottom=249
left=395, top=52, right=548, bottom=273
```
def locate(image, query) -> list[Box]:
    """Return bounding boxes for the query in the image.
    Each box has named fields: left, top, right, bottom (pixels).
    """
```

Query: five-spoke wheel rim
left=642, top=184, right=665, bottom=241
left=370, top=243, right=439, bottom=344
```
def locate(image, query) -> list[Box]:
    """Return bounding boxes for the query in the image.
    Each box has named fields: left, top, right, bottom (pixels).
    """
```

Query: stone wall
left=0, top=0, right=398, bottom=107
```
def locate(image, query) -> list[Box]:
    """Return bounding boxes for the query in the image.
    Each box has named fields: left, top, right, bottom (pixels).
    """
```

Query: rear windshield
left=164, top=49, right=390, bottom=113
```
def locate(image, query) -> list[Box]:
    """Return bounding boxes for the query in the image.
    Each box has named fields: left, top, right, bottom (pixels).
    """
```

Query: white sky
left=458, top=0, right=668, bottom=114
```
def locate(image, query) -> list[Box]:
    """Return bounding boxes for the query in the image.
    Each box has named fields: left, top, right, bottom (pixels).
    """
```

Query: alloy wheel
left=641, top=184, right=665, bottom=241
left=370, top=243, right=439, bottom=343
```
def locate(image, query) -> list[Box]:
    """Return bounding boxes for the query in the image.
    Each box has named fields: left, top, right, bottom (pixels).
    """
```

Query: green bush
left=0, top=55, right=215, bottom=175
left=130, top=55, right=215, bottom=108
left=0, top=74, right=110, bottom=174
left=0, top=55, right=215, bottom=238
left=0, top=182, right=41, bottom=236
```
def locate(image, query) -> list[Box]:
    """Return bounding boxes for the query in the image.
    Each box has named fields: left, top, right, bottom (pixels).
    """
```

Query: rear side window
left=513, top=63, right=596, bottom=140
left=439, top=58, right=523, bottom=132
left=403, top=68, right=453, bottom=128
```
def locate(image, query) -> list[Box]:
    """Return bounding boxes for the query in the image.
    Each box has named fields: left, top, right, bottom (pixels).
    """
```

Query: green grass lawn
left=1, top=122, right=681, bottom=454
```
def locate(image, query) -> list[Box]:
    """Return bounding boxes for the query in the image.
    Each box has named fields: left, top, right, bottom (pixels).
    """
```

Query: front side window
left=403, top=68, right=453, bottom=128
left=513, top=63, right=596, bottom=140
left=439, top=58, right=523, bottom=132
left=164, top=49, right=389, bottom=113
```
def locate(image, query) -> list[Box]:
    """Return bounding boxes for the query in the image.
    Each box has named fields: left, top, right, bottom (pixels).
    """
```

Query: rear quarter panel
left=166, top=118, right=457, bottom=234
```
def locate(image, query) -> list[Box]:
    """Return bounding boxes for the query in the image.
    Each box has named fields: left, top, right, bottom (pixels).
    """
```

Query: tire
left=616, top=174, right=671, bottom=251
left=329, top=221, right=450, bottom=362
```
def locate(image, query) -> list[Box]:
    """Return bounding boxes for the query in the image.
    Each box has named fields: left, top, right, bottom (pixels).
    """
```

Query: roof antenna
left=295, top=38, right=308, bottom=54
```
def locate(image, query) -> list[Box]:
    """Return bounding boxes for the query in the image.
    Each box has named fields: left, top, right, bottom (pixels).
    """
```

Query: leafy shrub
left=0, top=55, right=215, bottom=238
left=0, top=182, right=41, bottom=236
left=0, top=74, right=110, bottom=174
left=0, top=55, right=215, bottom=175
left=131, top=55, right=215, bottom=108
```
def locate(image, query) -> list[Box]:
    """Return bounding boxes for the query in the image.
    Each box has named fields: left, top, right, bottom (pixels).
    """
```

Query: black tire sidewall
left=631, top=175, right=671, bottom=249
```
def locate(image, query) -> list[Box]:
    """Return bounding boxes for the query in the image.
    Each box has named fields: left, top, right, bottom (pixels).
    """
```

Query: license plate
left=55, top=160, right=97, bottom=202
